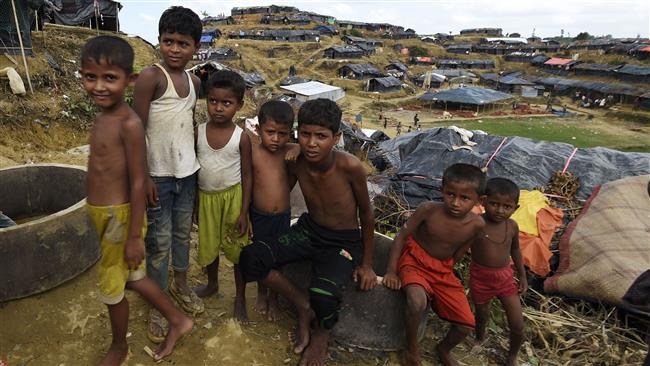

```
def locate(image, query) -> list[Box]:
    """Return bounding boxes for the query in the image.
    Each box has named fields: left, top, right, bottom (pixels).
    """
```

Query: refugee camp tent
left=313, top=25, right=337, bottom=36
left=572, top=63, right=622, bottom=78
left=480, top=73, right=534, bottom=93
left=445, top=44, right=472, bottom=54
left=0, top=0, right=42, bottom=55
left=417, top=87, right=513, bottom=111
left=525, top=75, right=648, bottom=104
left=323, top=45, right=364, bottom=59
left=540, top=57, right=580, bottom=75
left=385, top=61, right=408, bottom=73
left=42, top=0, right=122, bottom=30
left=278, top=75, right=311, bottom=86
left=279, top=81, right=345, bottom=102
left=411, top=73, right=445, bottom=88
left=202, top=15, right=235, bottom=25
left=460, top=28, right=502, bottom=36
left=366, top=76, right=402, bottom=93
left=337, top=63, right=382, bottom=79
left=640, top=92, right=650, bottom=111
left=201, top=47, right=238, bottom=61
left=613, top=64, right=650, bottom=83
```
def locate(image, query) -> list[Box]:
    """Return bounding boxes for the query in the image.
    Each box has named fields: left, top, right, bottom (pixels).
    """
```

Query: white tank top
left=145, top=63, right=200, bottom=178
left=197, top=123, right=242, bottom=192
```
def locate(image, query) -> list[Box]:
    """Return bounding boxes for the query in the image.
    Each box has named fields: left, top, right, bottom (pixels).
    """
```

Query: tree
left=201, top=10, right=209, bottom=18
left=349, top=28, right=363, bottom=37
left=575, top=32, right=591, bottom=40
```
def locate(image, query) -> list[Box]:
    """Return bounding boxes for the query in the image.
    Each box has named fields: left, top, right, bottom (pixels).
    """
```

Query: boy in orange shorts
left=470, top=178, right=527, bottom=366
left=383, top=163, right=486, bottom=366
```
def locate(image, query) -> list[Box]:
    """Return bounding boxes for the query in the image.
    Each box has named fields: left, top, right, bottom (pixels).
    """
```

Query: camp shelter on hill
left=385, top=61, right=408, bottom=73
left=635, top=45, right=650, bottom=60
left=540, top=57, right=580, bottom=75
left=446, top=44, right=472, bottom=54
left=199, top=47, right=238, bottom=61
left=301, top=11, right=335, bottom=24
left=410, top=56, right=436, bottom=65
left=260, top=15, right=289, bottom=24
left=0, top=0, right=40, bottom=55
left=480, top=73, right=534, bottom=94
left=504, top=52, right=546, bottom=63
left=231, top=5, right=298, bottom=16
left=460, top=27, right=502, bottom=36
left=366, top=76, right=402, bottom=93
left=279, top=75, right=311, bottom=86
left=199, top=35, right=214, bottom=49
left=531, top=54, right=551, bottom=65
left=572, top=63, right=622, bottom=78
left=613, top=64, right=650, bottom=83
left=437, top=59, right=495, bottom=69
left=202, top=15, right=235, bottom=25
left=418, top=87, right=513, bottom=112
left=342, top=36, right=384, bottom=47
left=385, top=30, right=418, bottom=39
left=323, top=45, right=364, bottom=59
left=481, top=37, right=528, bottom=45
left=639, top=92, right=650, bottom=111
left=288, top=14, right=311, bottom=25
left=525, top=75, right=648, bottom=104
left=313, top=25, right=337, bottom=36
left=338, top=63, right=382, bottom=79
left=279, top=81, right=345, bottom=102
left=42, top=0, right=122, bottom=30
left=411, top=72, right=446, bottom=88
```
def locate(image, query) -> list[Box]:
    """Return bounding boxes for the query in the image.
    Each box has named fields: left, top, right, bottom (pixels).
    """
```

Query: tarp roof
left=341, top=63, right=381, bottom=74
left=544, top=57, right=576, bottom=66
left=280, top=81, right=342, bottom=96
left=370, top=76, right=402, bottom=88
left=525, top=75, right=648, bottom=97
left=615, top=64, right=650, bottom=76
left=481, top=73, right=533, bottom=85
left=416, top=69, right=476, bottom=78
left=417, top=87, right=513, bottom=105
left=386, top=61, right=408, bottom=72
left=484, top=37, right=528, bottom=44
left=200, top=35, right=213, bottom=43
left=326, top=45, right=363, bottom=53
left=639, top=46, right=650, bottom=52
left=573, top=63, right=622, bottom=72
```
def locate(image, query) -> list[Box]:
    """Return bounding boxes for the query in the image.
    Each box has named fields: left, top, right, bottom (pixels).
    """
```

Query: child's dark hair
left=207, top=70, right=246, bottom=101
left=485, top=178, right=520, bottom=203
left=258, top=101, right=294, bottom=127
left=442, top=163, right=486, bottom=195
left=80, top=36, right=134, bottom=75
left=297, top=99, right=341, bottom=133
left=159, top=6, right=202, bottom=45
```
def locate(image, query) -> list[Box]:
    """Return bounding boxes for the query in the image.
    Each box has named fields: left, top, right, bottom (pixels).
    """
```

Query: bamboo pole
left=9, top=0, right=33, bottom=94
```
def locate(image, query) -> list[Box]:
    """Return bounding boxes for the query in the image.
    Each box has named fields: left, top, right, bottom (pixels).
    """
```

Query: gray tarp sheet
left=417, top=87, right=513, bottom=105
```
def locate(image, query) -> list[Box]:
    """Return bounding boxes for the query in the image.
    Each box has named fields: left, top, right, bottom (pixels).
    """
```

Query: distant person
left=249, top=100, right=300, bottom=321
left=240, top=99, right=377, bottom=366
left=192, top=71, right=253, bottom=323
left=81, top=35, right=192, bottom=364
left=383, top=116, right=388, bottom=129
left=383, top=163, right=486, bottom=366
left=132, top=6, right=204, bottom=341
left=413, top=113, right=419, bottom=126
left=356, top=112, right=363, bottom=126
left=0, top=211, right=16, bottom=228
left=416, top=125, right=422, bottom=132
left=408, top=125, right=412, bottom=133
left=470, top=178, right=527, bottom=366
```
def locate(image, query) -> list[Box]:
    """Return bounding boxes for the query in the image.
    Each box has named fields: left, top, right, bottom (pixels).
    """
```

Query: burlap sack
left=544, top=175, right=650, bottom=305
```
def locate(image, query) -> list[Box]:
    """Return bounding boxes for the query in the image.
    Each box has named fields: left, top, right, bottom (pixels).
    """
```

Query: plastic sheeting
left=369, top=128, right=650, bottom=206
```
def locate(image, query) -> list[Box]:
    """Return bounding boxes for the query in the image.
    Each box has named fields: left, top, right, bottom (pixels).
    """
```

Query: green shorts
left=198, top=183, right=249, bottom=265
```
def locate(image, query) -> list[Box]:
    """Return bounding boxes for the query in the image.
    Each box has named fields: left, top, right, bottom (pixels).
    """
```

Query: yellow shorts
left=198, top=184, right=250, bottom=265
left=87, top=202, right=147, bottom=305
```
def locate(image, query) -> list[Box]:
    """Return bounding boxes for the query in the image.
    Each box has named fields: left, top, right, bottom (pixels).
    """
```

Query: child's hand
left=124, top=237, right=145, bottom=270
left=284, top=145, right=301, bottom=162
left=146, top=177, right=158, bottom=205
left=382, top=272, right=401, bottom=290
left=236, top=213, right=248, bottom=237
left=353, top=264, right=377, bottom=291
left=518, top=278, right=528, bottom=295
left=192, top=210, right=198, bottom=226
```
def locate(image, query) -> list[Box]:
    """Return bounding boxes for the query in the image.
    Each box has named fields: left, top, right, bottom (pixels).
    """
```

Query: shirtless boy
left=249, top=100, right=299, bottom=321
left=81, top=36, right=192, bottom=365
left=383, top=163, right=486, bottom=366
left=470, top=178, right=527, bottom=366
left=240, top=98, right=378, bottom=365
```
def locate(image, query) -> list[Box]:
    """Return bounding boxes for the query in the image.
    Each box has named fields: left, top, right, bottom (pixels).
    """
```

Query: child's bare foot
left=254, top=294, right=268, bottom=315
left=153, top=313, right=193, bottom=361
left=436, top=343, right=460, bottom=366
left=299, top=328, right=328, bottom=366
left=470, top=337, right=486, bottom=354
left=506, top=355, right=519, bottom=366
left=267, top=295, right=280, bottom=321
left=234, top=295, right=249, bottom=324
left=291, top=307, right=315, bottom=354
left=401, top=349, right=421, bottom=366
left=193, top=283, right=219, bottom=298
left=99, top=342, right=128, bottom=366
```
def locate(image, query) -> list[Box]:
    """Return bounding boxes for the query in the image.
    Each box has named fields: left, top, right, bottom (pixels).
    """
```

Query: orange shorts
left=398, top=236, right=475, bottom=328
left=469, top=262, right=518, bottom=304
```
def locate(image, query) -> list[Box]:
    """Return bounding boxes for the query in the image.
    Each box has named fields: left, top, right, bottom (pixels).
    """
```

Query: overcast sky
left=118, top=0, right=650, bottom=44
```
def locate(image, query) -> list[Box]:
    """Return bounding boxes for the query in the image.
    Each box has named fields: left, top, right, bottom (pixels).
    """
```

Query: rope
left=483, top=137, right=508, bottom=170
left=561, top=148, right=579, bottom=174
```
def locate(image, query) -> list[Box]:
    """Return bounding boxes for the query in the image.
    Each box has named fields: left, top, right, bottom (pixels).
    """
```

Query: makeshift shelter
left=504, top=52, right=544, bottom=63
left=525, top=75, right=648, bottom=104
left=445, top=44, right=472, bottom=54
left=417, top=87, right=513, bottom=112
left=540, top=57, right=580, bottom=75
left=278, top=75, right=311, bottom=86
left=531, top=54, right=550, bottom=65
left=323, top=45, right=364, bottom=59
left=42, top=0, right=121, bottom=30
left=481, top=37, right=527, bottom=44
left=342, top=36, right=383, bottom=47
left=410, top=56, right=435, bottom=65
left=640, top=92, right=650, bottom=111
left=480, top=73, right=534, bottom=94
left=202, top=15, right=235, bottom=25
left=572, top=63, right=622, bottom=77
left=288, top=14, right=311, bottom=25
left=635, top=45, right=650, bottom=60
left=337, top=63, right=382, bottom=79
left=0, top=0, right=42, bottom=55
left=366, top=76, right=402, bottom=93
left=613, top=64, right=650, bottom=83
left=385, top=61, right=408, bottom=73
left=411, top=73, right=445, bottom=88
left=199, top=35, right=214, bottom=49
left=279, top=81, right=345, bottom=102
left=355, top=43, right=376, bottom=56
left=460, top=27, right=502, bottom=36
left=200, top=47, right=238, bottom=61
left=313, top=25, right=337, bottom=36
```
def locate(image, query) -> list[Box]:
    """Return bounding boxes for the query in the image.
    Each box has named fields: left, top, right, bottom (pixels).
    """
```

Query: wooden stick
left=9, top=0, right=33, bottom=94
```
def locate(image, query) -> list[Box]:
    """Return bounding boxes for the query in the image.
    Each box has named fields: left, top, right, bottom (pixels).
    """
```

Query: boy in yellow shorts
left=81, top=35, right=192, bottom=365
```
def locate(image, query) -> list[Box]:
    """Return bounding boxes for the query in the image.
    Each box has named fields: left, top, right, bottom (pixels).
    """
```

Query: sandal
left=147, top=308, right=168, bottom=344
left=170, top=281, right=205, bottom=315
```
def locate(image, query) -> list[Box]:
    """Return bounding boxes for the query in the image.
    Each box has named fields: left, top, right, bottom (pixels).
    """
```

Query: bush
left=349, top=28, right=363, bottom=37
left=408, top=45, right=428, bottom=57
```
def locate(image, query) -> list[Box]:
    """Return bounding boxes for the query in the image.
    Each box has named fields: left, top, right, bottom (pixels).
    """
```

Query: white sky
left=118, top=0, right=650, bottom=44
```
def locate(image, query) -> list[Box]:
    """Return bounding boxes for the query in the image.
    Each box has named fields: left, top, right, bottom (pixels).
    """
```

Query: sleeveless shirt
left=197, top=123, right=242, bottom=192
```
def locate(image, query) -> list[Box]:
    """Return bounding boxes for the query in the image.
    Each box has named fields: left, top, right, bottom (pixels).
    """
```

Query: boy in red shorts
left=383, top=163, right=486, bottom=366
left=470, top=178, right=527, bottom=366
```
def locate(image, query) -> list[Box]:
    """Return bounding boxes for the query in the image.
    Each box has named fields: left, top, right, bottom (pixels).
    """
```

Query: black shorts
left=250, top=206, right=291, bottom=250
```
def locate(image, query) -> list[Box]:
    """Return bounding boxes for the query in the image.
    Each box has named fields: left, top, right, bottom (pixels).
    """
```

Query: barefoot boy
left=81, top=36, right=193, bottom=365
left=240, top=99, right=378, bottom=365
left=132, top=6, right=203, bottom=341
left=470, top=178, right=527, bottom=366
left=383, top=163, right=486, bottom=366
left=249, top=100, right=298, bottom=321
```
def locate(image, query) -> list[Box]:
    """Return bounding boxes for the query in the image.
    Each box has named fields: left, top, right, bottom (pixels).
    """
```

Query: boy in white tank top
left=132, top=6, right=203, bottom=342
left=193, top=70, right=253, bottom=324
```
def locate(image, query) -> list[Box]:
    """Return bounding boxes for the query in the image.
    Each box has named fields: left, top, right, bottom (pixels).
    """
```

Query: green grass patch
left=425, top=117, right=650, bottom=152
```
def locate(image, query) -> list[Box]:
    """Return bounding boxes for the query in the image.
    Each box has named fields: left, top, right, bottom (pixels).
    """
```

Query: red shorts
left=469, top=262, right=518, bottom=304
left=398, top=236, right=475, bottom=328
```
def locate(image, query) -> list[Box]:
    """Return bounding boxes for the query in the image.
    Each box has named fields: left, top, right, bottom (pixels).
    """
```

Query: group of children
left=80, top=5, right=527, bottom=366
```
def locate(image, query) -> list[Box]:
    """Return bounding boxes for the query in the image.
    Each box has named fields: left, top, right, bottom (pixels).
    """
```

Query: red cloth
left=398, top=236, right=475, bottom=328
left=469, top=262, right=518, bottom=304
left=519, top=206, right=564, bottom=276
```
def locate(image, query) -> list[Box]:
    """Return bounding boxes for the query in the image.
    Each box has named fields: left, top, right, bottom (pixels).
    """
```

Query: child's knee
left=309, top=277, right=342, bottom=329
left=238, top=245, right=272, bottom=283
left=454, top=324, right=473, bottom=336
left=405, top=288, right=427, bottom=313
left=509, top=321, right=524, bottom=337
